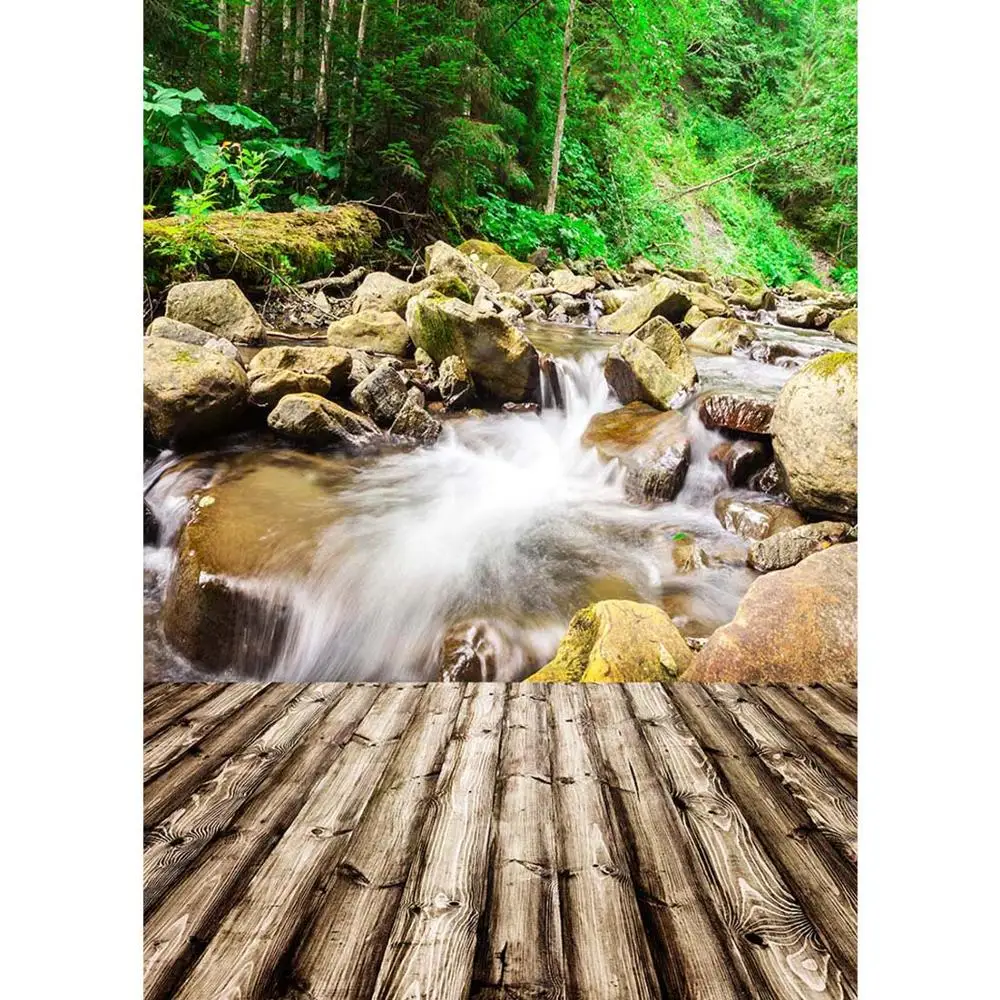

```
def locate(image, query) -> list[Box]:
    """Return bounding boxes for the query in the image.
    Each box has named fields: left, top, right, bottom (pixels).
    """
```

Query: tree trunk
left=314, top=0, right=341, bottom=149
left=545, top=0, right=576, bottom=215
left=239, top=0, right=263, bottom=102
left=343, top=0, right=371, bottom=182
left=218, top=0, right=228, bottom=40
left=293, top=0, right=306, bottom=100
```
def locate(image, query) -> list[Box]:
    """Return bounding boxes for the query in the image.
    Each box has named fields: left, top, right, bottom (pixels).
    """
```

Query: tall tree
left=343, top=0, right=371, bottom=180
left=293, top=0, right=306, bottom=100
left=545, top=0, right=576, bottom=214
left=314, top=0, right=341, bottom=149
left=239, top=0, right=263, bottom=102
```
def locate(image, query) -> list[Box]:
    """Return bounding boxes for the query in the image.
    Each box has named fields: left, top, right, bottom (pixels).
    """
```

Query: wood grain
left=144, top=684, right=220, bottom=741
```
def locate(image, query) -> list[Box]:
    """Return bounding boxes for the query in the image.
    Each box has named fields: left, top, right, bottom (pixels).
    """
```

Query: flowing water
left=144, top=316, right=851, bottom=682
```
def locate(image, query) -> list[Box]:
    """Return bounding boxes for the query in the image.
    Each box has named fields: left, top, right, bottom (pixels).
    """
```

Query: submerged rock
left=748, top=520, right=853, bottom=572
left=698, top=391, right=774, bottom=436
left=406, top=290, right=540, bottom=402
left=829, top=308, right=858, bottom=344
left=771, top=351, right=857, bottom=518
left=165, top=278, right=265, bottom=345
left=604, top=335, right=693, bottom=411
left=596, top=276, right=692, bottom=335
left=582, top=402, right=691, bottom=502
left=350, top=362, right=409, bottom=427
left=248, top=369, right=331, bottom=408
left=714, top=495, right=805, bottom=541
left=684, top=544, right=857, bottom=684
left=267, top=392, right=381, bottom=450
left=326, top=309, right=412, bottom=356
left=526, top=600, right=694, bottom=682
left=686, top=316, right=755, bottom=355
left=143, top=336, right=248, bottom=445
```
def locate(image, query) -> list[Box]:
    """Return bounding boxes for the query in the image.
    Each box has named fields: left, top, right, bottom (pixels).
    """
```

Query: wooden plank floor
left=144, top=682, right=857, bottom=1000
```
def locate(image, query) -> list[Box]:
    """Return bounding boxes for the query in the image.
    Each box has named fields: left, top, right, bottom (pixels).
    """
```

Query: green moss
left=144, top=206, right=380, bottom=292
left=805, top=351, right=856, bottom=379
left=525, top=607, right=598, bottom=682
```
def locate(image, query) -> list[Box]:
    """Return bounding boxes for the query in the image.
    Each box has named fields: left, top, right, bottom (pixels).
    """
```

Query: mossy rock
left=526, top=600, right=694, bottom=682
left=143, top=205, right=380, bottom=291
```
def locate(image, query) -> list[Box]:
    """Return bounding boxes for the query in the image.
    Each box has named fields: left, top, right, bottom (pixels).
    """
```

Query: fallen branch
left=297, top=267, right=366, bottom=292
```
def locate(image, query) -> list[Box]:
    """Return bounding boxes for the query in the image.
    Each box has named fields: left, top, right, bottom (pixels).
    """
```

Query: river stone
left=748, top=520, right=852, bottom=572
left=390, top=395, right=442, bottom=445
left=406, top=290, right=540, bottom=402
left=597, top=276, right=692, bottom=335
left=247, top=345, right=353, bottom=394
left=326, top=309, right=412, bottom=356
left=684, top=544, right=857, bottom=684
left=248, top=369, right=331, bottom=408
left=165, top=278, right=265, bottom=345
left=424, top=240, right=499, bottom=298
left=670, top=267, right=713, bottom=284
left=788, top=280, right=856, bottom=311
left=438, top=355, right=475, bottom=408
left=144, top=499, right=159, bottom=545
left=596, top=288, right=635, bottom=315
left=687, top=289, right=729, bottom=318
left=686, top=316, right=755, bottom=355
left=350, top=362, right=409, bottom=427
left=680, top=305, right=708, bottom=334
left=635, top=317, right=698, bottom=392
left=267, top=392, right=381, bottom=450
left=582, top=402, right=691, bottom=502
left=777, top=301, right=828, bottom=329
left=145, top=316, right=212, bottom=346
left=605, top=335, right=692, bottom=411
left=728, top=277, right=775, bottom=311
left=829, top=308, right=858, bottom=344
left=455, top=239, right=537, bottom=292
left=748, top=461, right=787, bottom=497
left=352, top=270, right=473, bottom=316
left=550, top=268, right=596, bottom=296
left=143, top=337, right=248, bottom=444
left=698, top=391, right=774, bottom=435
left=709, top=438, right=772, bottom=487
left=526, top=600, right=694, bottom=682
left=771, top=352, right=857, bottom=518
left=715, top=495, right=805, bottom=541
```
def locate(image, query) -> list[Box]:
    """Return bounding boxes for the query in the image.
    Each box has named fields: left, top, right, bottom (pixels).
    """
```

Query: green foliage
left=474, top=196, right=609, bottom=262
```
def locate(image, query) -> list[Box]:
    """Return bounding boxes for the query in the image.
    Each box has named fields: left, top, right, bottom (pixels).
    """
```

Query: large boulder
left=526, top=600, right=694, bottom=682
left=684, top=543, right=857, bottom=684
left=144, top=337, right=248, bottom=444
left=248, top=369, right=331, bottom=408
left=714, top=495, right=806, bottom=541
left=604, top=335, right=693, bottom=411
left=727, top=277, right=775, bottom=311
left=698, top=391, right=774, bottom=436
left=350, top=363, right=409, bottom=427
left=686, top=289, right=729, bottom=318
left=247, top=345, right=352, bottom=395
left=165, top=278, right=265, bottom=345
left=635, top=317, right=698, bottom=391
left=777, top=301, right=829, bottom=329
left=550, top=268, right=596, bottom=296
left=267, top=392, right=381, bottom=450
left=326, top=309, right=412, bottom=356
left=352, top=271, right=473, bottom=316
left=424, top=240, right=498, bottom=297
left=406, top=290, right=540, bottom=402
left=771, top=352, right=857, bottom=518
left=829, top=308, right=858, bottom=344
left=686, top=317, right=755, bottom=355
left=456, top=239, right=537, bottom=292
left=748, top=521, right=853, bottom=572
left=582, top=402, right=691, bottom=502
left=596, top=276, right=692, bottom=335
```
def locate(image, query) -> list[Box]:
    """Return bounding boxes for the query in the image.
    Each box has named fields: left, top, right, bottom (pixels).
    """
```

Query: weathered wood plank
left=370, top=684, right=507, bottom=1000
left=585, top=684, right=752, bottom=1000
left=143, top=685, right=345, bottom=914
left=628, top=684, right=852, bottom=1000
left=170, top=684, right=422, bottom=1000
left=669, top=684, right=857, bottom=988
left=823, top=684, right=857, bottom=711
left=749, top=686, right=857, bottom=785
left=547, top=684, right=660, bottom=1000
left=285, top=683, right=466, bottom=1000
left=143, top=683, right=266, bottom=784
left=472, top=684, right=567, bottom=1000
left=143, top=685, right=381, bottom=1000
left=788, top=685, right=859, bottom=743
left=144, top=684, right=304, bottom=830
left=144, top=684, right=221, bottom=742
left=710, top=685, right=858, bottom=866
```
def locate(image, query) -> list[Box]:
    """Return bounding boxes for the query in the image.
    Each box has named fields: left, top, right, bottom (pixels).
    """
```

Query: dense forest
left=144, top=0, right=856, bottom=289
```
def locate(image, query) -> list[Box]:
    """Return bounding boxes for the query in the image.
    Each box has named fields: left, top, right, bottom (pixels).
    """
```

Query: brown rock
left=748, top=521, right=853, bottom=572
left=248, top=369, right=331, bottom=408
left=165, top=278, right=265, bottom=345
left=698, top=392, right=774, bottom=435
left=326, top=309, right=412, bottom=356
left=267, top=392, right=381, bottom=450
left=248, top=345, right=353, bottom=394
left=714, top=495, right=806, bottom=541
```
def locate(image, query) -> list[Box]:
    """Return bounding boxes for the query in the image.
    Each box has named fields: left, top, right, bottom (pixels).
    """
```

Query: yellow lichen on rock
left=526, top=600, right=693, bottom=683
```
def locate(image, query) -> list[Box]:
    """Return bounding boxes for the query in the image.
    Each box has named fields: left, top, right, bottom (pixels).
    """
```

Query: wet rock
left=424, top=240, right=499, bottom=297
left=709, top=438, right=772, bottom=487
left=604, top=335, right=693, bottom=411
left=550, top=268, right=596, bottom=296
left=143, top=337, right=249, bottom=445
left=727, top=277, right=775, bottom=312
left=777, top=301, right=829, bottom=329
left=684, top=544, right=857, bottom=684
left=502, top=401, right=541, bottom=415
left=145, top=316, right=212, bottom=346
left=455, top=239, right=538, bottom=292
left=248, top=369, right=331, bottom=408
left=248, top=345, right=353, bottom=394
left=143, top=499, right=159, bottom=545
left=350, top=362, right=409, bottom=427
left=439, top=620, right=510, bottom=681
left=582, top=402, right=691, bottom=502
left=829, top=308, right=858, bottom=344
left=748, top=520, right=853, bottom=572
left=635, top=317, right=698, bottom=391
left=352, top=270, right=473, bottom=316
left=539, top=354, right=564, bottom=410
left=788, top=280, right=856, bottom=311
left=596, top=276, right=693, bottom=334
left=165, top=278, right=265, bottom=345
left=267, top=392, right=382, bottom=450
left=747, top=461, right=788, bottom=497
left=671, top=533, right=709, bottom=574
left=406, top=290, right=540, bottom=402
left=697, top=391, right=774, bottom=436
left=326, top=309, right=412, bottom=356
left=437, top=355, right=475, bottom=409
left=744, top=340, right=818, bottom=366
left=771, top=352, right=857, bottom=518
left=390, top=395, right=442, bottom=445
left=714, top=495, right=806, bottom=541
left=686, top=316, right=755, bottom=355
left=526, top=600, right=694, bottom=682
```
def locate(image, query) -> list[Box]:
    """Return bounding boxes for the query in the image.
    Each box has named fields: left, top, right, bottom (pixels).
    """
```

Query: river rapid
left=144, top=316, right=851, bottom=682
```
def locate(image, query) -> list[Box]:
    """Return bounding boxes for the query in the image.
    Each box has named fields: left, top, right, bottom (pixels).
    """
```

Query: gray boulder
left=164, top=278, right=265, bottom=345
